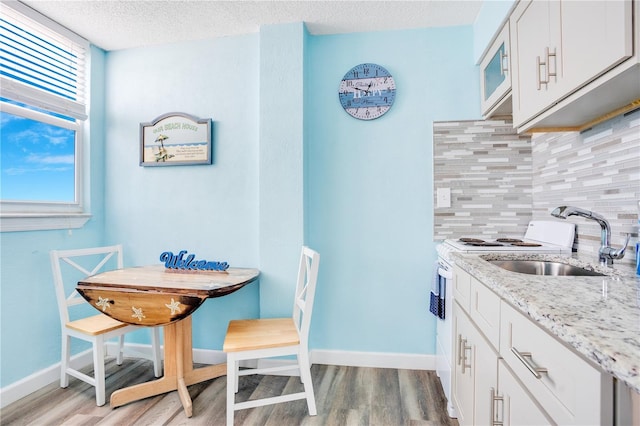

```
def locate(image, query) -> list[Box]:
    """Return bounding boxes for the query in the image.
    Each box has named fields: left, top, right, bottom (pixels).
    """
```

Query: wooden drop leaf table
left=77, top=264, right=259, bottom=417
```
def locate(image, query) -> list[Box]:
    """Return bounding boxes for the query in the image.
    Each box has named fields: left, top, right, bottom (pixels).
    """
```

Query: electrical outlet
left=437, top=188, right=451, bottom=208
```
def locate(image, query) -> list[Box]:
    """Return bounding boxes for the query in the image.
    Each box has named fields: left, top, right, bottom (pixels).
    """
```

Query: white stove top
left=442, top=238, right=572, bottom=253
left=440, top=220, right=575, bottom=255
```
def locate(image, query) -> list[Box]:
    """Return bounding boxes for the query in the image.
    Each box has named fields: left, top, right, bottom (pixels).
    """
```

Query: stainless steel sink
left=488, top=260, right=605, bottom=276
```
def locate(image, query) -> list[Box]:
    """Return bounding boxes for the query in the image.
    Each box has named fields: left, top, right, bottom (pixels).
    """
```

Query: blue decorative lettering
left=159, top=251, right=172, bottom=266
left=159, top=250, right=229, bottom=271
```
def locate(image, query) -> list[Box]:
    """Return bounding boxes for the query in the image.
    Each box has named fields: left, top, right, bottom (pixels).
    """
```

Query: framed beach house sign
left=140, top=112, right=212, bottom=166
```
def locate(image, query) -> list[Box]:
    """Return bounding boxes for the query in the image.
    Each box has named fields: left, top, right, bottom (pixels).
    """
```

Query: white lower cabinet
left=451, top=266, right=613, bottom=425
left=500, top=301, right=613, bottom=425
left=452, top=302, right=498, bottom=426
left=496, top=360, right=553, bottom=425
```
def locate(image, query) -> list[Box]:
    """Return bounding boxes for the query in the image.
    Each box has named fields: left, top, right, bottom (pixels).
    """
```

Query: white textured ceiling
left=20, top=0, right=483, bottom=51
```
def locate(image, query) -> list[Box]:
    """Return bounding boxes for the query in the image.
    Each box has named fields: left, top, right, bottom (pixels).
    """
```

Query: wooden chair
left=223, top=246, right=320, bottom=426
left=50, top=244, right=162, bottom=406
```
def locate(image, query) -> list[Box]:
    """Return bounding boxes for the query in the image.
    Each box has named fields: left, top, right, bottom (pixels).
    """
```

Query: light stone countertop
left=449, top=251, right=640, bottom=393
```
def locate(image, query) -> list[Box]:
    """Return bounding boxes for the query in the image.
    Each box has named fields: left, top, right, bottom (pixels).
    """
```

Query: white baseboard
left=0, top=349, right=94, bottom=409
left=311, top=349, right=436, bottom=371
left=0, top=344, right=436, bottom=409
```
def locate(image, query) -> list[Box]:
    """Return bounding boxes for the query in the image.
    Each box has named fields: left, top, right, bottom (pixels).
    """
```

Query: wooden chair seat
left=66, top=314, right=129, bottom=336
left=224, top=318, right=299, bottom=352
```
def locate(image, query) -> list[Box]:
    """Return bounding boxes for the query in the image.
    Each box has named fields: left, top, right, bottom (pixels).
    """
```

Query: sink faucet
left=551, top=206, right=630, bottom=266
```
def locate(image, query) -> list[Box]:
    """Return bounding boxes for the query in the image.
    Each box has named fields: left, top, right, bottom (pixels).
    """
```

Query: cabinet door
left=511, top=0, right=562, bottom=125
left=559, top=1, right=632, bottom=96
left=480, top=22, right=511, bottom=116
left=473, top=324, right=499, bottom=425
left=497, top=360, right=553, bottom=425
left=452, top=302, right=475, bottom=426
left=452, top=302, right=499, bottom=426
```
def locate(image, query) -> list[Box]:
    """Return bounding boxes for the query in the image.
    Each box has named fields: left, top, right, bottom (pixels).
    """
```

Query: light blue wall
left=258, top=23, right=307, bottom=318
left=305, top=27, right=479, bottom=353
left=103, top=34, right=262, bottom=350
left=1, top=23, right=481, bottom=389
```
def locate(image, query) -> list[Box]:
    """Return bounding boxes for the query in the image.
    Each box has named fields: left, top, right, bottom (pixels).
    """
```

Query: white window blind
left=0, top=0, right=88, bottom=119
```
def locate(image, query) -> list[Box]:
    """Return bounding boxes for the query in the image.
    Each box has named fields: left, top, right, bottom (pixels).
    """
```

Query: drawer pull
left=511, top=347, right=548, bottom=379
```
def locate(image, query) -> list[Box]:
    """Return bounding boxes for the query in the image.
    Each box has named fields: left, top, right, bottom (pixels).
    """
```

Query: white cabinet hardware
left=510, top=347, right=547, bottom=379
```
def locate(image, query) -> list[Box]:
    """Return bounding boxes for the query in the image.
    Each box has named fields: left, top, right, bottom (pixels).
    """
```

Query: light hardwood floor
left=1, top=358, right=459, bottom=426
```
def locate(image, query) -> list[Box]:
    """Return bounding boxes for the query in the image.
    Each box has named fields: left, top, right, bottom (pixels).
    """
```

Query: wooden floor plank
left=1, top=358, right=459, bottom=426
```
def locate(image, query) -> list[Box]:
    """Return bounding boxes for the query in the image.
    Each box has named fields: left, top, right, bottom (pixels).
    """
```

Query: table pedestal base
left=110, top=317, right=225, bottom=417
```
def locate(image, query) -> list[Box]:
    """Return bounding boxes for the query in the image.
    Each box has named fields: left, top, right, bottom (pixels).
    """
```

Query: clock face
left=339, top=63, right=396, bottom=120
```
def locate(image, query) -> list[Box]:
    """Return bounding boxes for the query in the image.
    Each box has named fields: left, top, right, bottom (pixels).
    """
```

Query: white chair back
left=223, top=246, right=321, bottom=424
left=50, top=244, right=123, bottom=325
left=292, top=246, right=320, bottom=347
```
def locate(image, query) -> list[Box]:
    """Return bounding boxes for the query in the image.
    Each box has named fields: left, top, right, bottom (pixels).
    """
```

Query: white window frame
left=0, top=0, right=91, bottom=232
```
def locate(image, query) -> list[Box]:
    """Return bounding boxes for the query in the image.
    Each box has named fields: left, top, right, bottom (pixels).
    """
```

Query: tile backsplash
left=434, top=109, right=640, bottom=266
left=433, top=119, right=533, bottom=239
left=530, top=109, right=640, bottom=265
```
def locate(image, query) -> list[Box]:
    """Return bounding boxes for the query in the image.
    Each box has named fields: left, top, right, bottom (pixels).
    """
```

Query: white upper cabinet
left=510, top=0, right=562, bottom=125
left=560, top=1, right=633, bottom=94
left=480, top=22, right=512, bottom=117
left=509, top=0, right=635, bottom=132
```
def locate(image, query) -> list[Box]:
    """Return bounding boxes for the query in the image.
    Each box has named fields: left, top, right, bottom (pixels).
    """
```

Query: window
left=0, top=1, right=90, bottom=231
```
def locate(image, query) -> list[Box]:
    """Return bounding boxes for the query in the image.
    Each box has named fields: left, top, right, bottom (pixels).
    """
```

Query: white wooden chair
left=223, top=246, right=320, bottom=426
left=50, top=244, right=162, bottom=406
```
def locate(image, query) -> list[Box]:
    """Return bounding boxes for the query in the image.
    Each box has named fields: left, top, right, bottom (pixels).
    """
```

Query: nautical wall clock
left=338, top=63, right=396, bottom=120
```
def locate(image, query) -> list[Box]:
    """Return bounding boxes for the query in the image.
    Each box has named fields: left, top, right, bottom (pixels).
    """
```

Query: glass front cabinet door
left=480, top=22, right=512, bottom=118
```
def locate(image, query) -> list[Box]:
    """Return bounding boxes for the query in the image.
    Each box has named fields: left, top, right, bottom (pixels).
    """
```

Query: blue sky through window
left=1, top=110, right=75, bottom=202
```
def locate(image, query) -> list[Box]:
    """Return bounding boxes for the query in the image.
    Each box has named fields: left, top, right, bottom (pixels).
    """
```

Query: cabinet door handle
left=490, top=387, right=504, bottom=426
left=461, top=339, right=472, bottom=374
left=537, top=55, right=548, bottom=90
left=511, top=347, right=548, bottom=379
left=546, top=47, right=557, bottom=82
left=457, top=334, right=463, bottom=366
left=500, top=51, right=508, bottom=75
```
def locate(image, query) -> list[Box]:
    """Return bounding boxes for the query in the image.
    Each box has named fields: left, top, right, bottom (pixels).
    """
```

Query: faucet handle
left=600, top=233, right=631, bottom=263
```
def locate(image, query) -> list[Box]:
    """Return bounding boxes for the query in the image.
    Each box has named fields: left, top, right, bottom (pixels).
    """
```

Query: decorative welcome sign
left=160, top=250, right=229, bottom=271
left=140, top=112, right=212, bottom=166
